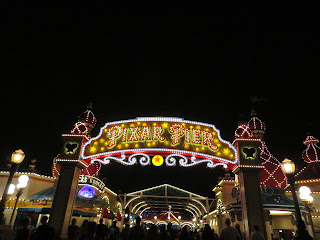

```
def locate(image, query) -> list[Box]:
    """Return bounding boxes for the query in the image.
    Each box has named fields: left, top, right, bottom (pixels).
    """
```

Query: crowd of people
left=15, top=216, right=55, bottom=240
left=65, top=217, right=265, bottom=240
left=14, top=216, right=265, bottom=240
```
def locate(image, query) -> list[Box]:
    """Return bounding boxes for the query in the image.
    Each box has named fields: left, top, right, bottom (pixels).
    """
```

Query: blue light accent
left=78, top=185, right=95, bottom=199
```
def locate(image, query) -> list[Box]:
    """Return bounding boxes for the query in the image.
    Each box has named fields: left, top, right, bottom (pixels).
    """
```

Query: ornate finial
left=250, top=96, right=265, bottom=117
left=29, top=159, right=37, bottom=172
left=87, top=102, right=93, bottom=110
left=237, top=114, right=247, bottom=126
left=250, top=108, right=257, bottom=117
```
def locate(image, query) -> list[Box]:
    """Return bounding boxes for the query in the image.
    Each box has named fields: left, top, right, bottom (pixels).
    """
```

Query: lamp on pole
left=299, top=186, right=315, bottom=238
left=8, top=175, right=29, bottom=226
left=0, top=150, right=25, bottom=225
left=280, top=158, right=313, bottom=240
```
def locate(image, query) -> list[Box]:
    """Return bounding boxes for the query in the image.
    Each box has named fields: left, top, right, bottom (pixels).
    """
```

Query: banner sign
left=79, top=174, right=105, bottom=192
left=81, top=117, right=238, bottom=169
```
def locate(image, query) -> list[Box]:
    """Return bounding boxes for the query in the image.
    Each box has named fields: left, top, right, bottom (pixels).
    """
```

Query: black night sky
left=3, top=3, right=320, bottom=197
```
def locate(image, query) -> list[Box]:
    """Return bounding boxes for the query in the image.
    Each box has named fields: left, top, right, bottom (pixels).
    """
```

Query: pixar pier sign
left=81, top=117, right=238, bottom=169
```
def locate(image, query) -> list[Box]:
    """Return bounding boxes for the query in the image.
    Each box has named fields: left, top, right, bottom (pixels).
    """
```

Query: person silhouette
left=219, top=218, right=240, bottom=240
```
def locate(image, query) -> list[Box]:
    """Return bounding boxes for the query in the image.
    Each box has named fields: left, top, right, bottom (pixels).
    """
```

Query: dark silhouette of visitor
left=211, top=228, right=219, bottom=240
left=67, top=218, right=79, bottom=240
left=109, top=221, right=120, bottom=240
left=128, top=216, right=146, bottom=240
left=250, top=225, right=265, bottom=240
left=96, top=218, right=108, bottom=240
left=219, top=218, right=241, bottom=240
left=235, top=223, right=245, bottom=240
left=15, top=217, right=33, bottom=240
left=121, top=223, right=131, bottom=240
left=201, top=224, right=215, bottom=240
left=167, top=223, right=178, bottom=240
left=178, top=226, right=191, bottom=240
left=159, top=225, right=170, bottom=240
left=76, top=219, right=89, bottom=240
left=87, top=221, right=98, bottom=240
left=146, top=224, right=159, bottom=240
left=32, top=216, right=55, bottom=240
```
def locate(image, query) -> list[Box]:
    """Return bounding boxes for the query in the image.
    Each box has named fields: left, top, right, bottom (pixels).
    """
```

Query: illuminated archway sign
left=81, top=117, right=238, bottom=169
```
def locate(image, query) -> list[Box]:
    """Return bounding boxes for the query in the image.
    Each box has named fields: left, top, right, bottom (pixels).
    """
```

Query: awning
left=17, top=205, right=97, bottom=218
left=27, top=186, right=56, bottom=201
left=75, top=195, right=109, bottom=207
left=17, top=204, right=51, bottom=214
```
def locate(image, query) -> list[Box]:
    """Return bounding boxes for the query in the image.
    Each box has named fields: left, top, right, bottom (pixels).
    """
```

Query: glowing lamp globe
left=299, top=186, right=313, bottom=202
left=299, top=186, right=311, bottom=196
left=281, top=158, right=295, bottom=175
left=18, top=175, right=29, bottom=184
left=11, top=149, right=25, bottom=164
left=306, top=195, right=313, bottom=202
left=7, top=184, right=15, bottom=195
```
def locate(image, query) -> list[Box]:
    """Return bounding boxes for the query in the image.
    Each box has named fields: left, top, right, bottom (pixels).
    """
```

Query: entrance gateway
left=50, top=115, right=266, bottom=239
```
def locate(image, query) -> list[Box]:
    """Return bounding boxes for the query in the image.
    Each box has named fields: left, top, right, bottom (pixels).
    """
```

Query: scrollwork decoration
left=165, top=154, right=227, bottom=168
left=91, top=153, right=225, bottom=168
left=128, top=153, right=151, bottom=166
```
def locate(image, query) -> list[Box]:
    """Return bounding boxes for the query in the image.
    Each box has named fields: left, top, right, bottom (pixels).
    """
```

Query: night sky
left=3, top=3, right=320, bottom=197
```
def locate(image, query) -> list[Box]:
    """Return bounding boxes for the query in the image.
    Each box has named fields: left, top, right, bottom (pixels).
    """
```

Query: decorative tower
left=233, top=113, right=289, bottom=239
left=233, top=123, right=266, bottom=239
left=49, top=105, right=100, bottom=238
left=52, top=105, right=101, bottom=178
left=238, top=115, right=288, bottom=189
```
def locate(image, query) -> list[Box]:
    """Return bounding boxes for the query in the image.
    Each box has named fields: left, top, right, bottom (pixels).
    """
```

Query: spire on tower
left=70, top=103, right=97, bottom=136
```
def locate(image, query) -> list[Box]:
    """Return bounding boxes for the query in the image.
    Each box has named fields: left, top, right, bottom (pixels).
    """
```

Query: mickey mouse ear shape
left=243, top=147, right=256, bottom=158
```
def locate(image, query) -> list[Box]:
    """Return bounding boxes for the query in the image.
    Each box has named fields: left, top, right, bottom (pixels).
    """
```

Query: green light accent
left=241, top=147, right=257, bottom=160
left=65, top=142, right=79, bottom=154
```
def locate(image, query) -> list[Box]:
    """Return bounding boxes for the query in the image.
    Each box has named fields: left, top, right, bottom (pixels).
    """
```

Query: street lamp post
left=281, top=158, right=313, bottom=240
left=8, top=175, right=29, bottom=226
left=0, top=150, right=25, bottom=225
left=299, top=186, right=315, bottom=238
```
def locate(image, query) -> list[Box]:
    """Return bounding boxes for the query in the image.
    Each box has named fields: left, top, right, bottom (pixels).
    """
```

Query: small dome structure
left=247, top=117, right=266, bottom=131
left=302, top=136, right=320, bottom=163
left=235, top=125, right=252, bottom=139
left=247, top=117, right=266, bottom=139
left=78, top=109, right=97, bottom=126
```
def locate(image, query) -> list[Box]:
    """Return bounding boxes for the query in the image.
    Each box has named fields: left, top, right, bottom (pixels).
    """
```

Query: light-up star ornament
left=152, top=155, right=164, bottom=167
